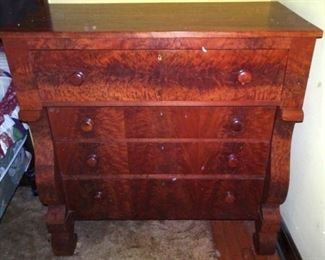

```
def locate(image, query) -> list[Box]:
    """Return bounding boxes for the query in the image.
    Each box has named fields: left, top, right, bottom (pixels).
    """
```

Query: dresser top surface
left=0, top=1, right=322, bottom=38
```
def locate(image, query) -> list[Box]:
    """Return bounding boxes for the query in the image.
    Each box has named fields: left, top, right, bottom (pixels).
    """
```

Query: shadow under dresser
left=0, top=1, right=322, bottom=256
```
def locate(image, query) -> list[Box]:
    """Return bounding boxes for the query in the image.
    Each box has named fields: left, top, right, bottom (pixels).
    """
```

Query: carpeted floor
left=0, top=187, right=218, bottom=260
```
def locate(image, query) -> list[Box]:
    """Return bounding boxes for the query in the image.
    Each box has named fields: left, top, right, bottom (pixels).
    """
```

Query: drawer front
left=55, top=142, right=129, bottom=175
left=198, top=142, right=270, bottom=175
left=127, top=142, right=197, bottom=174
left=55, top=142, right=269, bottom=176
left=33, top=50, right=287, bottom=102
left=64, top=178, right=264, bottom=220
left=48, top=106, right=275, bottom=140
left=125, top=106, right=275, bottom=139
left=48, top=107, right=125, bottom=140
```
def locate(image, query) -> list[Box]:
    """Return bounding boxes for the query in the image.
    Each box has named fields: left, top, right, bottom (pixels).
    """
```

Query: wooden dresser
left=0, top=1, right=322, bottom=256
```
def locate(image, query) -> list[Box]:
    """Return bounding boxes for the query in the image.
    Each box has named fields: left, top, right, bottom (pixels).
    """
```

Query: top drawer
left=32, top=49, right=287, bottom=103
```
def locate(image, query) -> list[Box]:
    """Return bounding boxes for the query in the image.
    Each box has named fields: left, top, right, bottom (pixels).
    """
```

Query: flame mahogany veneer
left=0, top=1, right=322, bottom=256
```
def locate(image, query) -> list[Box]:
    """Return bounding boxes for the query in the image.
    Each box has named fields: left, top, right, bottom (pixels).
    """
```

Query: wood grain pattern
left=0, top=1, right=321, bottom=256
left=264, top=110, right=295, bottom=206
left=55, top=142, right=129, bottom=176
left=128, top=142, right=270, bottom=176
left=32, top=50, right=287, bottom=102
left=198, top=107, right=276, bottom=140
left=55, top=141, right=269, bottom=177
left=127, top=142, right=197, bottom=175
left=254, top=109, right=295, bottom=254
left=2, top=38, right=42, bottom=121
left=26, top=37, right=292, bottom=50
left=160, top=50, right=286, bottom=102
left=281, top=38, right=316, bottom=110
left=199, top=142, right=270, bottom=176
left=48, top=106, right=275, bottom=140
left=64, top=178, right=264, bottom=220
left=125, top=107, right=199, bottom=138
left=48, top=107, right=125, bottom=140
left=124, top=106, right=276, bottom=139
left=30, top=110, right=64, bottom=205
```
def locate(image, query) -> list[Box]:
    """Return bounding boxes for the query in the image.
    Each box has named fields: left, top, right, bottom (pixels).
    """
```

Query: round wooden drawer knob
left=231, top=118, right=243, bottom=133
left=80, top=118, right=94, bottom=133
left=227, top=153, right=240, bottom=168
left=225, top=191, right=236, bottom=204
left=94, top=191, right=103, bottom=201
left=69, top=71, right=85, bottom=86
left=86, top=154, right=98, bottom=168
left=237, top=69, right=252, bottom=85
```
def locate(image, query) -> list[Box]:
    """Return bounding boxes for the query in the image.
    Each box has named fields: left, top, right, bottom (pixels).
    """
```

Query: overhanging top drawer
left=32, top=49, right=287, bottom=103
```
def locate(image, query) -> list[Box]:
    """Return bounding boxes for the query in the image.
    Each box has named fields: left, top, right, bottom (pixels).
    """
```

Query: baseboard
left=277, top=220, right=302, bottom=260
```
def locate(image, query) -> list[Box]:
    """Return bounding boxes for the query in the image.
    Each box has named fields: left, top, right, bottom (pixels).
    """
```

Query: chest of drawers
left=0, top=1, right=322, bottom=256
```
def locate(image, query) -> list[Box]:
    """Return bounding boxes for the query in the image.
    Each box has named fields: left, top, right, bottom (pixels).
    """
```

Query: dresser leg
left=253, top=206, right=280, bottom=255
left=46, top=205, right=77, bottom=256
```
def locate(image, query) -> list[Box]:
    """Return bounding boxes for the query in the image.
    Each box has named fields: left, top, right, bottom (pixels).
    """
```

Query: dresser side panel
left=281, top=38, right=317, bottom=116
left=2, top=37, right=42, bottom=121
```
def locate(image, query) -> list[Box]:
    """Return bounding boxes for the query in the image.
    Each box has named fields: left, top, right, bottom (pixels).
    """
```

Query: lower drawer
left=55, top=141, right=269, bottom=176
left=63, top=178, right=264, bottom=220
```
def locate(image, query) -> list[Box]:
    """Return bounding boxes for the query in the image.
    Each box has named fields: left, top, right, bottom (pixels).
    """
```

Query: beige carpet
left=0, top=187, right=218, bottom=260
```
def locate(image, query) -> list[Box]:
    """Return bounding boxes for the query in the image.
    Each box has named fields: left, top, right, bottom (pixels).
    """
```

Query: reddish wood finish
left=55, top=141, right=269, bottom=176
left=198, top=142, right=270, bottom=176
left=0, top=2, right=321, bottom=38
left=254, top=206, right=281, bottom=255
left=46, top=205, right=77, bottom=256
left=48, top=107, right=125, bottom=140
left=64, top=178, right=264, bottom=220
left=281, top=108, right=304, bottom=122
left=32, top=49, right=287, bottom=102
left=31, top=111, right=64, bottom=205
left=27, top=37, right=293, bottom=51
left=211, top=221, right=279, bottom=259
left=48, top=106, right=275, bottom=140
left=264, top=110, right=296, bottom=206
left=31, top=113, right=76, bottom=255
left=2, top=39, right=42, bottom=121
left=281, top=38, right=316, bottom=109
left=254, top=109, right=296, bottom=254
left=237, top=69, right=253, bottom=86
left=0, top=1, right=322, bottom=256
left=55, top=142, right=129, bottom=175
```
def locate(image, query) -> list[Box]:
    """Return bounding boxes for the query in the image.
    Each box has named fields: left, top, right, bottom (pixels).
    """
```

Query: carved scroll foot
left=46, top=205, right=77, bottom=256
left=253, top=206, right=280, bottom=255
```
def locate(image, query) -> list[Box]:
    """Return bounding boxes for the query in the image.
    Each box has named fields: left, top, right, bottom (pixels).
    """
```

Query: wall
left=278, top=1, right=325, bottom=259
left=47, top=0, right=324, bottom=259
